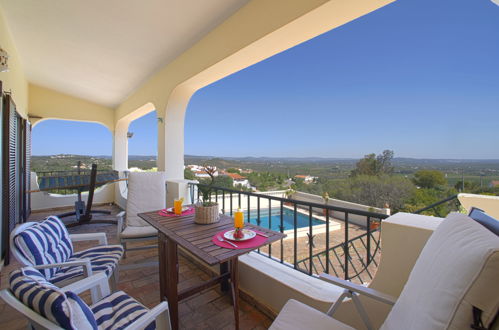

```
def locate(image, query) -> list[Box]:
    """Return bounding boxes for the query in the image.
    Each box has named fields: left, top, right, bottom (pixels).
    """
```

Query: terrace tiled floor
left=0, top=204, right=273, bottom=330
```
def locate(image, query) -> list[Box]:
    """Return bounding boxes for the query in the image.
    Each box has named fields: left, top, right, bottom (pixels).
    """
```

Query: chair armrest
left=320, top=273, right=397, bottom=306
left=0, top=289, right=64, bottom=330
left=33, top=259, right=93, bottom=278
left=70, top=232, right=108, bottom=245
left=127, top=301, right=170, bottom=330
left=116, top=211, right=126, bottom=238
left=62, top=272, right=110, bottom=298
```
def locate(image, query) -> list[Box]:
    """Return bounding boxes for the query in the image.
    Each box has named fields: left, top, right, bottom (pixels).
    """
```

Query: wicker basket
left=194, top=203, right=220, bottom=225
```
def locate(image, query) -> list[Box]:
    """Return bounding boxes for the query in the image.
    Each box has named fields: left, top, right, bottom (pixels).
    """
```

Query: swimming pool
left=247, top=208, right=324, bottom=231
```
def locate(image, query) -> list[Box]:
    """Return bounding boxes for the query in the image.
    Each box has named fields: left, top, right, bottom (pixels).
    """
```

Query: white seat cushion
left=120, top=225, right=158, bottom=239
left=270, top=299, right=354, bottom=330
left=51, top=245, right=124, bottom=285
left=126, top=172, right=167, bottom=227
left=91, top=291, right=154, bottom=329
left=381, top=212, right=499, bottom=330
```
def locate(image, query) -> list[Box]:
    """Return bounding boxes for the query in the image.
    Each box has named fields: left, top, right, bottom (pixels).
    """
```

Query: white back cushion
left=381, top=212, right=499, bottom=330
left=126, top=171, right=167, bottom=227
left=13, top=216, right=73, bottom=279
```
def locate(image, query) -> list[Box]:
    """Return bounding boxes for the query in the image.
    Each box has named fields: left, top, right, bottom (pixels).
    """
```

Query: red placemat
left=212, top=229, right=268, bottom=249
left=158, top=207, right=194, bottom=217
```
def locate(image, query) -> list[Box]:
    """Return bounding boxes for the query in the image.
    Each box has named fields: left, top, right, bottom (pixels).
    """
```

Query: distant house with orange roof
left=294, top=175, right=317, bottom=184
left=187, top=165, right=219, bottom=178
left=224, top=172, right=251, bottom=189
left=490, top=180, right=499, bottom=188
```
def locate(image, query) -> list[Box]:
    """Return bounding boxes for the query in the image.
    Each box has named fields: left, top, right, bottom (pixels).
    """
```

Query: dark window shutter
left=2, top=94, right=19, bottom=265
left=24, top=121, right=31, bottom=219
left=16, top=116, right=23, bottom=223
left=0, top=83, right=4, bottom=262
left=8, top=98, right=18, bottom=234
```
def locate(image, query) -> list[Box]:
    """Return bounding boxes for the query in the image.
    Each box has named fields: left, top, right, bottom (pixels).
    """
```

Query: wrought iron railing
left=188, top=183, right=389, bottom=283
left=296, top=229, right=381, bottom=284
left=34, top=168, right=117, bottom=195
left=414, top=194, right=460, bottom=217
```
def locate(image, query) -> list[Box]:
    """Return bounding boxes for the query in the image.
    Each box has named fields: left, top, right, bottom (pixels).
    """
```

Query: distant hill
left=31, top=154, right=499, bottom=181
left=32, top=153, right=499, bottom=164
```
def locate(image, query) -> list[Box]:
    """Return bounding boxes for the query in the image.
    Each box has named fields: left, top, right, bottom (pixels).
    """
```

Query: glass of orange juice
left=174, top=198, right=183, bottom=215
left=234, top=209, right=244, bottom=229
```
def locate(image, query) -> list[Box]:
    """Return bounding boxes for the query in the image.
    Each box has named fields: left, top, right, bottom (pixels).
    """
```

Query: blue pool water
left=247, top=208, right=323, bottom=231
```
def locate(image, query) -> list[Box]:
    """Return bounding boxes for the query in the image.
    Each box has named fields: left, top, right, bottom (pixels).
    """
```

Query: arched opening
left=32, top=119, right=112, bottom=174
left=181, top=0, right=499, bottom=281
left=127, top=111, right=158, bottom=171
left=30, top=119, right=115, bottom=211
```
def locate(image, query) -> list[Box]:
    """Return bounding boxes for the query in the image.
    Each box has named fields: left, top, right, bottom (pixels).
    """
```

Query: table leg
left=230, top=257, right=240, bottom=330
left=220, top=261, right=229, bottom=292
left=166, top=238, right=179, bottom=330
left=158, top=233, right=167, bottom=301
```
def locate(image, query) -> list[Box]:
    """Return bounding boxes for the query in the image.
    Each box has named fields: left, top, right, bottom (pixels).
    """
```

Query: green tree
left=350, top=150, right=394, bottom=177
left=234, top=184, right=251, bottom=192
left=247, top=171, right=285, bottom=191
left=403, top=187, right=459, bottom=216
left=412, top=170, right=447, bottom=189
left=454, top=180, right=480, bottom=193
left=331, top=175, right=415, bottom=212
left=184, top=167, right=195, bottom=180
left=227, top=168, right=240, bottom=174
left=212, top=175, right=234, bottom=189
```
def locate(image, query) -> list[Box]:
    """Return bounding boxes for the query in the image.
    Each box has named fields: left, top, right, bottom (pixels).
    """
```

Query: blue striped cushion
left=51, top=245, right=124, bottom=285
left=10, top=267, right=97, bottom=329
left=14, top=216, right=73, bottom=279
left=91, top=291, right=155, bottom=330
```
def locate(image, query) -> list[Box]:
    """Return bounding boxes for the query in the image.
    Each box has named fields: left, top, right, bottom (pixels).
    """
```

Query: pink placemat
left=212, top=229, right=268, bottom=249
left=158, top=207, right=195, bottom=217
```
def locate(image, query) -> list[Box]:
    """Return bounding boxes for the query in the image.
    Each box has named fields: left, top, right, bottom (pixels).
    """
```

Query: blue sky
left=33, top=0, right=499, bottom=159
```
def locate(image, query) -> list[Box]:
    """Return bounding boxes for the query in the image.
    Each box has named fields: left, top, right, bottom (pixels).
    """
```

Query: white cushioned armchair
left=117, top=171, right=167, bottom=258
left=11, top=216, right=123, bottom=301
left=270, top=212, right=499, bottom=330
left=0, top=266, right=170, bottom=330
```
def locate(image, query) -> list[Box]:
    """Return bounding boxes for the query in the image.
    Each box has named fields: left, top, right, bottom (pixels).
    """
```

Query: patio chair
left=11, top=215, right=123, bottom=301
left=270, top=212, right=499, bottom=330
left=0, top=266, right=170, bottom=330
left=116, top=171, right=167, bottom=259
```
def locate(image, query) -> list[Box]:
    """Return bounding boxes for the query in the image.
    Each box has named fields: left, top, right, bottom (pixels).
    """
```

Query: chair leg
left=109, top=269, right=119, bottom=292
left=156, top=309, right=171, bottom=330
left=114, top=266, right=120, bottom=284
left=122, top=241, right=127, bottom=259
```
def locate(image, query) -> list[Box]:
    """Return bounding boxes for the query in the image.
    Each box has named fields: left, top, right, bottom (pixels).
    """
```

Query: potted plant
left=284, top=188, right=295, bottom=206
left=368, top=207, right=380, bottom=230
left=194, top=166, right=220, bottom=224
left=322, top=192, right=331, bottom=217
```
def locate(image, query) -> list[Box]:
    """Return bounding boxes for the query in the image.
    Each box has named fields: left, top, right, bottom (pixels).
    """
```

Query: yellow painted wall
left=0, top=7, right=28, bottom=117
left=29, top=84, right=115, bottom=130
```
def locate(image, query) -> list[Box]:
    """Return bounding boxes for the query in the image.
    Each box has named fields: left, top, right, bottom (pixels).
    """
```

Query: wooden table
left=138, top=210, right=286, bottom=330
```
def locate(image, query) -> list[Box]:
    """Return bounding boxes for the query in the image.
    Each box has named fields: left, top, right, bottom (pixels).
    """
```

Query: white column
left=112, top=120, right=129, bottom=171
left=112, top=120, right=129, bottom=208
left=159, top=87, right=192, bottom=179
